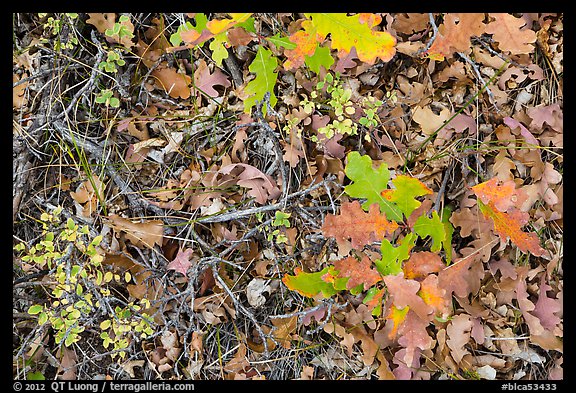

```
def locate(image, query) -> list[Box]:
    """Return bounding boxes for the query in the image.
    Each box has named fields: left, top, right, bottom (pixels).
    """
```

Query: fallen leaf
left=403, top=251, right=445, bottom=280
left=485, top=13, right=537, bottom=55
left=218, top=163, right=281, bottom=204
left=383, top=273, right=433, bottom=320
left=332, top=255, right=382, bottom=292
left=426, top=13, right=485, bottom=60
left=193, top=59, right=231, bottom=99
left=245, top=278, right=271, bottom=308
left=107, top=214, right=164, bottom=249
left=446, top=313, right=472, bottom=364
left=86, top=13, right=116, bottom=34
left=322, top=200, right=399, bottom=250
left=152, top=63, right=192, bottom=99
left=167, top=248, right=194, bottom=276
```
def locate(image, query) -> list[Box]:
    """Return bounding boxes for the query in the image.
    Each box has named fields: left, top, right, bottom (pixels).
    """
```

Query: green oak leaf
left=266, top=33, right=297, bottom=49
left=344, top=151, right=403, bottom=221
left=282, top=266, right=343, bottom=298
left=209, top=32, right=229, bottom=66
left=243, top=46, right=278, bottom=114
left=441, top=206, right=454, bottom=264
left=375, top=232, right=417, bottom=276
left=414, top=210, right=446, bottom=253
left=305, top=45, right=334, bottom=74
left=381, top=175, right=433, bottom=218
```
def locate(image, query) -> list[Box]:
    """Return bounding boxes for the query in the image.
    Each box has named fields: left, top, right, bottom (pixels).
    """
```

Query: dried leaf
left=418, top=275, right=451, bottom=319
left=485, top=13, right=537, bottom=55
left=533, top=275, right=562, bottom=331
left=152, top=63, right=191, bottom=99
left=107, top=214, right=164, bottom=249
left=332, top=255, right=382, bottom=292
left=403, top=251, right=445, bottom=280
left=167, top=248, right=194, bottom=276
left=426, top=13, right=485, bottom=60
left=446, top=313, right=472, bottom=363
left=383, top=273, right=433, bottom=320
left=219, top=163, right=281, bottom=204
left=193, top=59, right=231, bottom=99
left=472, top=178, right=523, bottom=212
left=322, top=201, right=399, bottom=250
left=438, top=257, right=485, bottom=298
left=86, top=13, right=116, bottom=34
left=397, top=310, right=433, bottom=367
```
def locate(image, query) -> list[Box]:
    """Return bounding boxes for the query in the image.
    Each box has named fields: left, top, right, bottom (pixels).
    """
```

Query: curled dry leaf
left=70, top=175, right=105, bottom=218
left=152, top=62, right=192, bottom=99
left=218, top=163, right=281, bottom=204
left=106, top=214, right=163, bottom=249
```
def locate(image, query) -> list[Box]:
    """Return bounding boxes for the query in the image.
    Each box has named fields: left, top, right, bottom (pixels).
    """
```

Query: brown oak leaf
left=218, top=163, right=281, bottom=204
left=426, top=13, right=485, bottom=60
left=322, top=201, right=399, bottom=250
left=485, top=13, right=537, bottom=55
left=438, top=257, right=485, bottom=298
left=446, top=313, right=472, bottom=364
left=333, top=255, right=382, bottom=291
left=152, top=62, right=192, bottom=99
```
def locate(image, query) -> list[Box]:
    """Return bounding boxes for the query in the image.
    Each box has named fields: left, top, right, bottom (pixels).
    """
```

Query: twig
left=223, top=49, right=244, bottom=88
left=457, top=51, right=500, bottom=111
left=433, top=162, right=453, bottom=213
left=417, top=13, right=439, bottom=55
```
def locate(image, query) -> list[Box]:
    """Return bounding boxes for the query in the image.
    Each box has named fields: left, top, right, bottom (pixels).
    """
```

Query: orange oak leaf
left=418, top=275, right=451, bottom=319
left=471, top=178, right=520, bottom=212
left=403, top=251, right=445, bottom=280
left=485, top=13, right=537, bottom=55
left=284, top=20, right=320, bottom=70
left=383, top=273, right=432, bottom=320
left=152, top=63, right=191, bottom=99
left=477, top=200, right=546, bottom=257
left=426, top=13, right=485, bottom=61
left=385, top=305, right=409, bottom=339
left=106, top=214, right=164, bottom=249
left=322, top=201, right=399, bottom=250
left=333, top=255, right=382, bottom=291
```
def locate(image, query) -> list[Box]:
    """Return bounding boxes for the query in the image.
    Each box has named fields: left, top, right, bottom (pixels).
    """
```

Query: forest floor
left=13, top=13, right=562, bottom=381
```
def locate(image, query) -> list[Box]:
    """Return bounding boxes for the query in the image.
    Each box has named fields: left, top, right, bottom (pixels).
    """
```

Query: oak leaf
left=477, top=200, right=546, bottom=256
left=218, top=163, right=281, bottom=204
left=533, top=275, right=562, bottom=331
left=167, top=248, right=194, bottom=276
left=385, top=305, right=409, bottom=339
left=472, top=178, right=523, bottom=212
left=282, top=267, right=341, bottom=298
left=107, top=214, right=164, bottom=249
left=413, top=211, right=446, bottom=253
left=86, top=13, right=116, bottom=34
left=242, top=46, right=278, bottom=113
left=426, top=13, right=485, bottom=61
left=152, top=63, right=192, bottom=99
left=380, top=175, right=432, bottom=218
left=403, top=251, right=445, bottom=281
left=418, top=275, right=451, bottom=319
left=383, top=273, right=433, bottom=320
left=446, top=313, right=472, bottom=363
left=375, top=233, right=417, bottom=276
left=332, top=255, right=382, bottom=293
left=397, top=310, right=433, bottom=368
left=193, top=59, right=231, bottom=99
left=344, top=151, right=403, bottom=221
left=322, top=200, right=399, bottom=250
left=438, top=257, right=485, bottom=298
left=310, top=13, right=396, bottom=64
left=485, top=13, right=537, bottom=55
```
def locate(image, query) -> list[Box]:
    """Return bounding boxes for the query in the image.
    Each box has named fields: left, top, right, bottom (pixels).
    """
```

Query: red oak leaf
left=167, top=248, right=194, bottom=276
